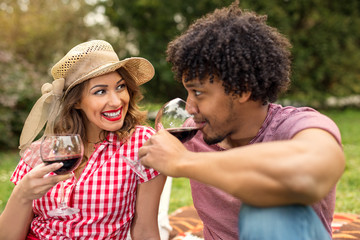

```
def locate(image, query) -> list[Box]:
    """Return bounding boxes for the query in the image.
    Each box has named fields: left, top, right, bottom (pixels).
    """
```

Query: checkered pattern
left=11, top=126, right=159, bottom=239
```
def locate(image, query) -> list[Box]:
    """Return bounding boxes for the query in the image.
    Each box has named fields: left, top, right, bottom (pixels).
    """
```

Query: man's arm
left=139, top=128, right=344, bottom=206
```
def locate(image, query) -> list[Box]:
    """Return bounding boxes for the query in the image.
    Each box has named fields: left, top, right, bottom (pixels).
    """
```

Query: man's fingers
left=138, top=145, right=146, bottom=159
left=143, top=137, right=152, bottom=147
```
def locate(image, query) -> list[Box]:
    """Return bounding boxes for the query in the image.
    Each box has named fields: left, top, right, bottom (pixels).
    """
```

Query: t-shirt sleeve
left=274, top=109, right=342, bottom=145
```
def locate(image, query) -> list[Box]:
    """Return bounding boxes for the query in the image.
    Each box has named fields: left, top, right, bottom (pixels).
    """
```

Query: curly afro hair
left=166, top=1, right=292, bottom=104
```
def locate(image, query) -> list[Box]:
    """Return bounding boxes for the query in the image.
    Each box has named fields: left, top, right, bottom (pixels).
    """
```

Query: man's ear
left=237, top=91, right=251, bottom=103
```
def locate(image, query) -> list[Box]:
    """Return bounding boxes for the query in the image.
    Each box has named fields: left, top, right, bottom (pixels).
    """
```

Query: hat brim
left=64, top=57, right=154, bottom=96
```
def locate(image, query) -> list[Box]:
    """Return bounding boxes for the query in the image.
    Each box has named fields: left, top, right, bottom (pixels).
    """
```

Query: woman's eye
left=94, top=89, right=105, bottom=95
left=117, top=84, right=126, bottom=90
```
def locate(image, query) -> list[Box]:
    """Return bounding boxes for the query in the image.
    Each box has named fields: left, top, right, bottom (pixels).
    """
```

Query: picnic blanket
left=332, top=213, right=360, bottom=239
left=169, top=206, right=360, bottom=240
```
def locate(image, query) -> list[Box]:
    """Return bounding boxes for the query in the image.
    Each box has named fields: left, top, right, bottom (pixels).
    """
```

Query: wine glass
left=123, top=98, right=200, bottom=177
left=40, top=134, right=84, bottom=217
left=154, top=98, right=200, bottom=141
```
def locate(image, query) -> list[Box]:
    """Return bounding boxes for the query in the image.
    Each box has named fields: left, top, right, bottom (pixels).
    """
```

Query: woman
left=0, top=40, right=165, bottom=239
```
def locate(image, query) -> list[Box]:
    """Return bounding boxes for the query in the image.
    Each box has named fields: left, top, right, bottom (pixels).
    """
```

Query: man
left=139, top=2, right=345, bottom=239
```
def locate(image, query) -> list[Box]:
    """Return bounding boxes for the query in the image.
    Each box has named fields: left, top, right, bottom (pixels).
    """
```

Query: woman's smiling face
left=75, top=71, right=130, bottom=136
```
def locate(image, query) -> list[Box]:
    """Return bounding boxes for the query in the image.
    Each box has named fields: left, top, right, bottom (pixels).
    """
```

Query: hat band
left=19, top=78, right=65, bottom=156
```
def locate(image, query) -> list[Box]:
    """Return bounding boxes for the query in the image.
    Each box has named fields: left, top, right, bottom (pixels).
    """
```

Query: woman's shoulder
left=130, top=125, right=156, bottom=140
left=123, top=125, right=155, bottom=147
left=134, top=125, right=156, bottom=134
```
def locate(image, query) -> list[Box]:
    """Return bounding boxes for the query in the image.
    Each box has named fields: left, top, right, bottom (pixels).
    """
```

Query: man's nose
left=185, top=98, right=198, bottom=115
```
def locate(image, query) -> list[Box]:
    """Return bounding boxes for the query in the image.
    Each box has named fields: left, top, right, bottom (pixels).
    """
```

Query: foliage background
left=0, top=0, right=360, bottom=149
left=100, top=0, right=360, bottom=103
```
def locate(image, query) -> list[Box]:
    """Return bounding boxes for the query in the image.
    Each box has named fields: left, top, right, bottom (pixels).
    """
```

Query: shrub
left=0, top=51, right=46, bottom=149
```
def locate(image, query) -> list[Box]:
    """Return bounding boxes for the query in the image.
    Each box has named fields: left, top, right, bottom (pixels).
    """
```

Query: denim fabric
left=238, top=204, right=331, bottom=240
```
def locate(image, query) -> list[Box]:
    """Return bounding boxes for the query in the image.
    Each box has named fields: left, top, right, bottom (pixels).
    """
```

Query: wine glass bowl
left=40, top=134, right=84, bottom=216
left=155, top=98, right=200, bottom=143
left=155, top=98, right=192, bottom=130
left=41, top=135, right=83, bottom=175
left=124, top=98, right=199, bottom=178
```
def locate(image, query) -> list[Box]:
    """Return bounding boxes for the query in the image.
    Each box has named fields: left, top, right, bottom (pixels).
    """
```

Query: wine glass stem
left=59, top=201, right=68, bottom=210
left=59, top=181, right=66, bottom=208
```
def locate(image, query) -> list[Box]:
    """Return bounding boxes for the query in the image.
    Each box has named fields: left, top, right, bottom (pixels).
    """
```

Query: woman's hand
left=15, top=162, right=72, bottom=204
left=0, top=162, right=72, bottom=240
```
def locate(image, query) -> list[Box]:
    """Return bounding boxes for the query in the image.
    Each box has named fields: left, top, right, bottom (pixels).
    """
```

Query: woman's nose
left=108, top=91, right=121, bottom=106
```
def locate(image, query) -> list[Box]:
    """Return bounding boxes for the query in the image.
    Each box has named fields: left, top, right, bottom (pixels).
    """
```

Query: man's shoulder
left=264, top=104, right=340, bottom=142
left=267, top=103, right=330, bottom=127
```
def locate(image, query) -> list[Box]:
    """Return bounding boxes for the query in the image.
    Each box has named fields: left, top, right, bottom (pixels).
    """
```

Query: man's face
left=182, top=75, right=239, bottom=145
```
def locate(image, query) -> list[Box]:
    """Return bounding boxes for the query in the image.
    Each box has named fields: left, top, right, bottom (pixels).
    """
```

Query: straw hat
left=19, top=40, right=154, bottom=155
left=51, top=39, right=155, bottom=96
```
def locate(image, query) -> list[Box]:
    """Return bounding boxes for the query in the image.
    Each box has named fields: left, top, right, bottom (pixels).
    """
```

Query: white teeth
left=103, top=109, right=121, bottom=117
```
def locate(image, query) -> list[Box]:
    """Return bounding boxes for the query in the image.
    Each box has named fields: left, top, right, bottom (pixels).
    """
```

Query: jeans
left=238, top=204, right=331, bottom=240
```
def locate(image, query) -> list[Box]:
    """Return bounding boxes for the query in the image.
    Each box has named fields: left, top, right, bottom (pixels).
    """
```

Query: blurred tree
left=100, top=0, right=235, bottom=102
left=0, top=0, right=103, bottom=74
left=0, top=50, right=45, bottom=149
left=101, top=0, right=360, bottom=104
left=241, top=0, right=360, bottom=103
left=0, top=0, right=122, bottom=149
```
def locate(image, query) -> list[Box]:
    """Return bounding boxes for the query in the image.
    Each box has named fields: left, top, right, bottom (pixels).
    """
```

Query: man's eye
left=194, top=90, right=202, bottom=96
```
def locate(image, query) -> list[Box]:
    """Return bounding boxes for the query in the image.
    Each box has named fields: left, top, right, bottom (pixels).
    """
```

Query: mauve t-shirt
left=184, top=103, right=342, bottom=240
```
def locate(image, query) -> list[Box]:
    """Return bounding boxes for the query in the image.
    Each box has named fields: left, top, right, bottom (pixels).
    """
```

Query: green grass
left=322, top=109, right=360, bottom=213
left=0, top=108, right=359, bottom=214
left=0, top=151, right=18, bottom=212
left=169, top=178, right=192, bottom=213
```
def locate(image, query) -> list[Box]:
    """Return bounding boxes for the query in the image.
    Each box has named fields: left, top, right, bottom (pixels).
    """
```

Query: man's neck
left=221, top=102, right=269, bottom=148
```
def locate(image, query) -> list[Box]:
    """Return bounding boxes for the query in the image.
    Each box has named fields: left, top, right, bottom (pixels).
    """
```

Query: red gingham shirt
left=11, top=126, right=160, bottom=240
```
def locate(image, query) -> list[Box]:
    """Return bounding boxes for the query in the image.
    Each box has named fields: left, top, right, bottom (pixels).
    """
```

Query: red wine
left=167, top=127, right=199, bottom=143
left=43, top=155, right=82, bottom=175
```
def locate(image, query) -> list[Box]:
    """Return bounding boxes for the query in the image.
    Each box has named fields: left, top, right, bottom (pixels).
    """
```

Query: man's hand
left=139, top=129, right=190, bottom=177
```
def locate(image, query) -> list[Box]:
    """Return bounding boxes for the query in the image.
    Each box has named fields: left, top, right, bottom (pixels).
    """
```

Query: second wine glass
left=40, top=134, right=84, bottom=217
left=155, top=98, right=200, bottom=141
left=124, top=98, right=200, bottom=178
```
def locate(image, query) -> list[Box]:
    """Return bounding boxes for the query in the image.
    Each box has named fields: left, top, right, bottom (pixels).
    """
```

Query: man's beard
left=203, top=134, right=226, bottom=146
